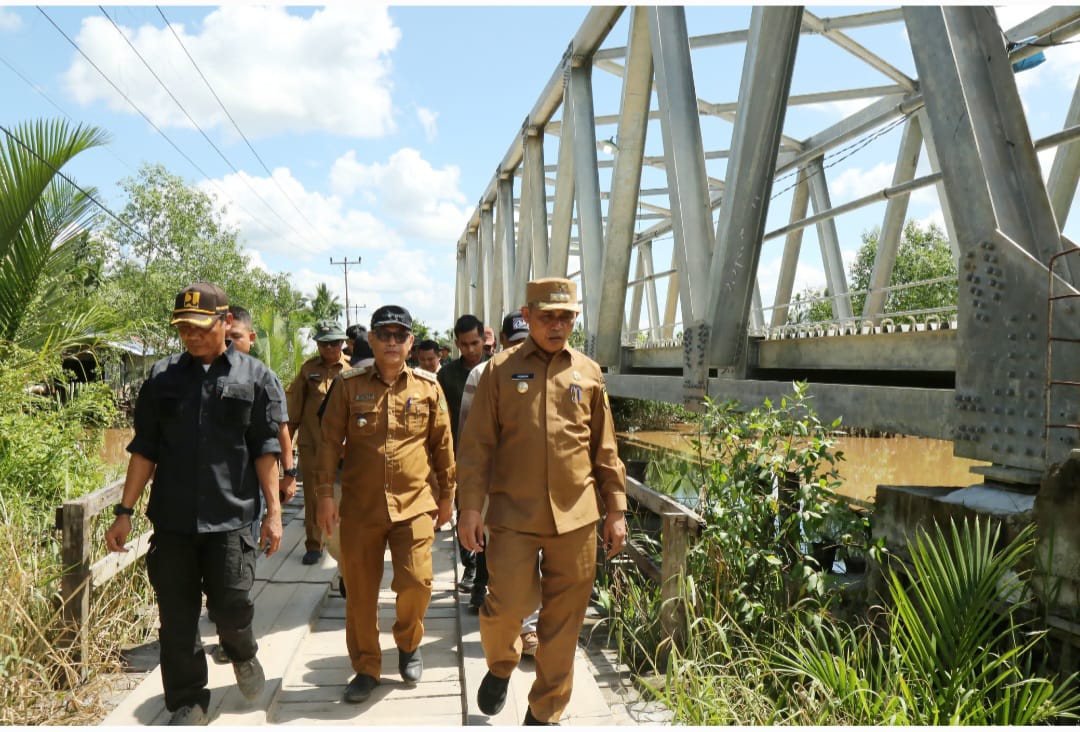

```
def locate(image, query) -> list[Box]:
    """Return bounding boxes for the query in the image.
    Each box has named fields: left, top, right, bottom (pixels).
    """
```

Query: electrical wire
left=0, top=121, right=152, bottom=248
left=36, top=6, right=310, bottom=253
left=155, top=5, right=331, bottom=248
left=96, top=5, right=319, bottom=252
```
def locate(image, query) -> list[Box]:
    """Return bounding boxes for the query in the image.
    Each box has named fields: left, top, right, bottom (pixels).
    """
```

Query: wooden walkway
left=100, top=489, right=644, bottom=726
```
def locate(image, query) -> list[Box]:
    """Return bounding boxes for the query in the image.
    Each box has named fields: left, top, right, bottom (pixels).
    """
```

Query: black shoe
left=209, top=643, right=231, bottom=664
left=468, top=584, right=487, bottom=612
left=302, top=549, right=322, bottom=565
left=458, top=563, right=476, bottom=592
left=232, top=657, right=265, bottom=701
left=343, top=673, right=378, bottom=703
left=477, top=671, right=509, bottom=715
left=524, top=707, right=559, bottom=725
left=398, top=646, right=423, bottom=683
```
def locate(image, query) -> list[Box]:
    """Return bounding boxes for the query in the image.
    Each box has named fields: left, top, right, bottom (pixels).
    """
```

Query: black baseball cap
left=370, top=305, right=413, bottom=330
left=501, top=312, right=529, bottom=342
left=170, top=282, right=228, bottom=327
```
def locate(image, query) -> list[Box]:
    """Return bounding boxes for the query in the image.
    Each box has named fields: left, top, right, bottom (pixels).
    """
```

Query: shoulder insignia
left=342, top=366, right=370, bottom=380
left=412, top=367, right=438, bottom=383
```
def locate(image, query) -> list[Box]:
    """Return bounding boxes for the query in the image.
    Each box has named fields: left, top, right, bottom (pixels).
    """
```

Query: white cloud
left=830, top=162, right=895, bottom=201
left=62, top=6, right=399, bottom=138
left=0, top=7, right=22, bottom=31
left=199, top=167, right=401, bottom=258
left=329, top=147, right=472, bottom=241
left=244, top=247, right=270, bottom=274
left=417, top=107, right=439, bottom=143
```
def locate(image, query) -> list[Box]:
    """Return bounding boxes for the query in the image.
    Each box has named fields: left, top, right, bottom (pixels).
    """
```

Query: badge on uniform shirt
left=511, top=373, right=534, bottom=380
left=357, top=416, right=368, bottom=428
left=517, top=382, right=529, bottom=394
left=308, top=372, right=322, bottom=379
left=602, top=386, right=610, bottom=409
left=569, top=384, right=582, bottom=403
left=572, top=370, right=582, bottom=381
left=356, top=393, right=374, bottom=400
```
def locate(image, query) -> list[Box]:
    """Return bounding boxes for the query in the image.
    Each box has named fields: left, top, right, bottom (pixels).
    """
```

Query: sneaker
left=302, top=549, right=322, bottom=565
left=343, top=673, right=378, bottom=704
left=398, top=646, right=423, bottom=683
left=458, top=563, right=476, bottom=592
left=477, top=670, right=509, bottom=715
left=520, top=631, right=538, bottom=656
left=232, top=657, right=265, bottom=701
left=168, top=704, right=208, bottom=726
left=524, top=707, right=559, bottom=725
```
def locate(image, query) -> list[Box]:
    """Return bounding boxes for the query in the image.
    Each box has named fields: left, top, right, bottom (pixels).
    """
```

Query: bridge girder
left=454, top=5, right=1080, bottom=478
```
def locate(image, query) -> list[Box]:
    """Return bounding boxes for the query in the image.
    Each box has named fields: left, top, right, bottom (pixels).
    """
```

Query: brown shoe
left=520, top=631, right=538, bottom=656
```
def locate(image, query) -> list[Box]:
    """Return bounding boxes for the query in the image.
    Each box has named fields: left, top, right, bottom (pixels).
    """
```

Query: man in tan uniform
left=457, top=277, right=627, bottom=725
left=285, top=319, right=351, bottom=565
left=315, top=304, right=455, bottom=704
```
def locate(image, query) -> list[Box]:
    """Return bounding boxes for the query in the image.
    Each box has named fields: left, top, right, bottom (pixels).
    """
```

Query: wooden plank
left=621, top=540, right=661, bottom=583
left=626, top=476, right=705, bottom=531
left=660, top=513, right=690, bottom=641
left=91, top=529, right=153, bottom=585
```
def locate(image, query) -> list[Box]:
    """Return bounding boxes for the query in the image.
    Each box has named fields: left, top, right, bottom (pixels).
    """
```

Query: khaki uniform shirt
left=286, top=354, right=350, bottom=449
left=315, top=365, right=456, bottom=524
left=456, top=337, right=627, bottom=535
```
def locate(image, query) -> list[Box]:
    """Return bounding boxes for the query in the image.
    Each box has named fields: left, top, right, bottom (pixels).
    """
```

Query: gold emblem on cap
left=517, top=382, right=529, bottom=394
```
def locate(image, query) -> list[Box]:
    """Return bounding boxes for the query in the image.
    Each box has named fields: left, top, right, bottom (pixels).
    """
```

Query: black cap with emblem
left=370, top=304, right=413, bottom=330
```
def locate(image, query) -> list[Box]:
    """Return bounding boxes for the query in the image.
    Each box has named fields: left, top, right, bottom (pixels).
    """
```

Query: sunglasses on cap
left=374, top=327, right=411, bottom=344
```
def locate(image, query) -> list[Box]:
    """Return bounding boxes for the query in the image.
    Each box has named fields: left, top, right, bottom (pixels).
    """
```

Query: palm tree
left=309, top=282, right=343, bottom=321
left=0, top=119, right=110, bottom=352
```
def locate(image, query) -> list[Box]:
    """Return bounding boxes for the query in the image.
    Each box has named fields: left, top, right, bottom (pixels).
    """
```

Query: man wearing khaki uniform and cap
left=457, top=277, right=628, bottom=726
left=315, top=304, right=455, bottom=704
left=285, top=319, right=350, bottom=565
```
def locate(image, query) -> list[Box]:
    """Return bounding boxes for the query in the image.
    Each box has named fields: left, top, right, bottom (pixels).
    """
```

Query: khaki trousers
left=298, top=445, right=323, bottom=552
left=339, top=511, right=434, bottom=679
left=481, top=523, right=596, bottom=723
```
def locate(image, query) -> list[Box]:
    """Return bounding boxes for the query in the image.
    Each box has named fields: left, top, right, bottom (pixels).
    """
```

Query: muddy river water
left=104, top=427, right=984, bottom=505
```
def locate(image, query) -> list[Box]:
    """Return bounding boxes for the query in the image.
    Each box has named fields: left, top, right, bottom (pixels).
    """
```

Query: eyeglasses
left=374, top=328, right=411, bottom=344
left=534, top=311, right=576, bottom=327
left=318, top=340, right=344, bottom=348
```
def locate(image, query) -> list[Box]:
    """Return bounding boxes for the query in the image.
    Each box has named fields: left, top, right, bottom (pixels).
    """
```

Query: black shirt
left=437, top=355, right=487, bottom=446
left=128, top=345, right=286, bottom=533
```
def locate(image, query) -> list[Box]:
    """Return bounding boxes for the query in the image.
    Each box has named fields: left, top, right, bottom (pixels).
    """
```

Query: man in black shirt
left=437, top=314, right=487, bottom=593
left=105, top=282, right=287, bottom=726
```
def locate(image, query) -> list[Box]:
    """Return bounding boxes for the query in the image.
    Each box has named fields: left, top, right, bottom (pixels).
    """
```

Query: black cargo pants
left=146, top=528, right=258, bottom=713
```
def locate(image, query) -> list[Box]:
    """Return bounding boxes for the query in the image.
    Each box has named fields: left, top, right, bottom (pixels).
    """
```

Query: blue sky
left=1, top=4, right=1077, bottom=334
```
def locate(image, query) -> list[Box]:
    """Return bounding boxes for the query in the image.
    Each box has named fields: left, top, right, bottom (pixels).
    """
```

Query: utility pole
left=348, top=303, right=367, bottom=326
left=329, top=255, right=362, bottom=326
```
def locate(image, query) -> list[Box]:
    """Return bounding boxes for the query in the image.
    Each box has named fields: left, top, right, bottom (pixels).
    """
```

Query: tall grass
left=0, top=345, right=156, bottom=724
left=600, top=386, right=1079, bottom=724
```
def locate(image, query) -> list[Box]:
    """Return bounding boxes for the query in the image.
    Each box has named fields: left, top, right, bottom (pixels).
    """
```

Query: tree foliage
left=93, top=163, right=304, bottom=357
left=309, top=282, right=342, bottom=321
left=0, top=118, right=112, bottom=352
left=790, top=220, right=957, bottom=325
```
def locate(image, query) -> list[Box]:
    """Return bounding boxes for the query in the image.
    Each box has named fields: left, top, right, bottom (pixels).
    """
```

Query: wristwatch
left=283, top=467, right=298, bottom=478
left=113, top=503, right=135, bottom=517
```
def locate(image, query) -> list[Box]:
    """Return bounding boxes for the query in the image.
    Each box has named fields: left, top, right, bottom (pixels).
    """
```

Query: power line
left=0, top=121, right=152, bottom=248
left=96, top=5, right=320, bottom=252
left=35, top=6, right=309, bottom=253
left=155, top=5, right=331, bottom=248
left=0, top=51, right=138, bottom=176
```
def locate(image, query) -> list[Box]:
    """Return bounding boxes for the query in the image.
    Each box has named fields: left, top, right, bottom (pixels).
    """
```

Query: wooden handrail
left=55, top=478, right=153, bottom=655
left=622, top=476, right=705, bottom=640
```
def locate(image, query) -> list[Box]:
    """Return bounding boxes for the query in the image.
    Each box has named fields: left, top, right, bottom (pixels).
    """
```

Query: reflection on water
left=620, top=430, right=988, bottom=504
left=101, top=427, right=135, bottom=466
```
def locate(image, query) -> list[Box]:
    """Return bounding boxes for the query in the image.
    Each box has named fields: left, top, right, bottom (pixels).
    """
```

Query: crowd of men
left=105, top=278, right=627, bottom=726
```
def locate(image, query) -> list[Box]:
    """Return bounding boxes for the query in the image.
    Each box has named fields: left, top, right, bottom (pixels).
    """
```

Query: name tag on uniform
left=356, top=393, right=374, bottom=400
left=308, top=372, right=322, bottom=379
left=569, top=384, right=582, bottom=403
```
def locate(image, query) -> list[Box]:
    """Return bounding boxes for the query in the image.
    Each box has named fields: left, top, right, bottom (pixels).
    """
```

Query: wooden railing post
left=660, top=512, right=690, bottom=642
left=59, top=500, right=91, bottom=666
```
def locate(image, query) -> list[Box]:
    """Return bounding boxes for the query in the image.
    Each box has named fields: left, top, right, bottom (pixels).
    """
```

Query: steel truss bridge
left=453, top=6, right=1080, bottom=485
